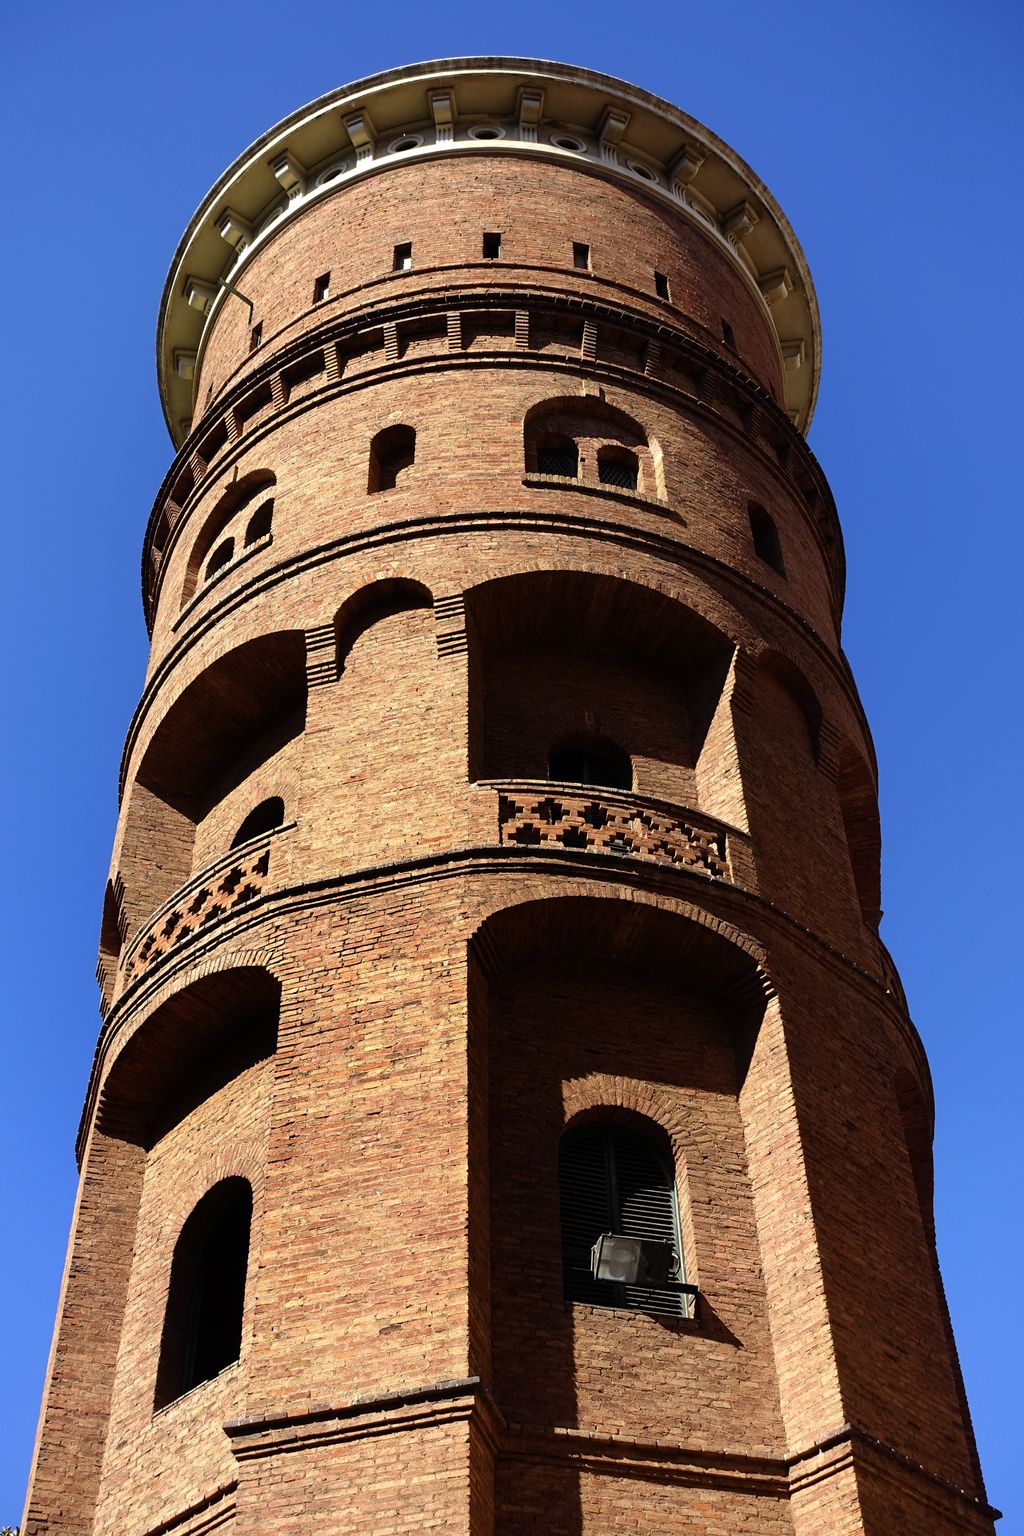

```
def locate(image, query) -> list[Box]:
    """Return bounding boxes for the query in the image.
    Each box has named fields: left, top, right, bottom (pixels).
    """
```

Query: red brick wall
left=24, top=93, right=994, bottom=1536
left=194, top=156, right=784, bottom=412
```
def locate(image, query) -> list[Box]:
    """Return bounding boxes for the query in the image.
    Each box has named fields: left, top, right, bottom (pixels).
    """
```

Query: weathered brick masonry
left=24, top=58, right=996, bottom=1535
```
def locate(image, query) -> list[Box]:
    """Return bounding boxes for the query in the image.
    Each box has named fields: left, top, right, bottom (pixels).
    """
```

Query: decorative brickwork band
left=121, top=830, right=289, bottom=985
left=493, top=782, right=735, bottom=879
left=434, top=591, right=468, bottom=658
left=305, top=622, right=337, bottom=686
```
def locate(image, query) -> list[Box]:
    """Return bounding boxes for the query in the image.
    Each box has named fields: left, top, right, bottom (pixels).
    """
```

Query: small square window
left=393, top=241, right=413, bottom=271
left=249, top=321, right=263, bottom=353
left=313, top=272, right=331, bottom=303
left=483, top=231, right=502, bottom=260
left=654, top=270, right=670, bottom=301
left=573, top=242, right=591, bottom=271
left=722, top=318, right=736, bottom=347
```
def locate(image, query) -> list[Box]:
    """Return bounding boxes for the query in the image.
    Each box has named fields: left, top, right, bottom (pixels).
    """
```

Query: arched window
left=368, top=424, right=416, bottom=493
left=559, top=1123, right=688, bottom=1317
left=597, top=446, right=639, bottom=492
left=154, top=1178, right=252, bottom=1409
left=535, top=433, right=579, bottom=478
left=205, top=537, right=235, bottom=581
left=748, top=502, right=785, bottom=576
left=549, top=741, right=632, bottom=791
left=244, top=499, right=274, bottom=546
left=230, top=796, right=285, bottom=849
left=181, top=470, right=277, bottom=607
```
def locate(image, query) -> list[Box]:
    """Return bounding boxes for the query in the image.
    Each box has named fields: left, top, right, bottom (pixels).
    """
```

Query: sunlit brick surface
left=24, top=59, right=994, bottom=1536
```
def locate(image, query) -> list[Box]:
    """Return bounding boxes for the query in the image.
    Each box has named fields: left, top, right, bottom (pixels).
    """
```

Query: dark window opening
left=549, top=744, right=632, bottom=791
left=244, top=499, right=274, bottom=546
left=482, top=231, right=502, bottom=260
left=154, top=1179, right=252, bottom=1410
left=368, top=424, right=416, bottom=493
left=205, top=537, right=235, bottom=581
left=573, top=242, right=591, bottom=271
left=535, top=434, right=579, bottom=479
left=654, top=270, right=670, bottom=300
left=597, top=448, right=639, bottom=492
left=559, top=1124, right=686, bottom=1317
left=231, top=796, right=285, bottom=849
left=313, top=272, right=331, bottom=303
left=99, top=879, right=124, bottom=961
left=393, top=241, right=412, bottom=272
left=748, top=502, right=785, bottom=576
left=248, top=322, right=263, bottom=353
left=722, top=318, right=736, bottom=348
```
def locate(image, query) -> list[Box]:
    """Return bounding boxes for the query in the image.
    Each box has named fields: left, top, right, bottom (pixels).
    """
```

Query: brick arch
left=469, top=890, right=769, bottom=1000
left=181, top=468, right=277, bottom=606
left=151, top=1147, right=267, bottom=1250
left=118, top=631, right=307, bottom=940
left=333, top=576, right=434, bottom=678
left=464, top=568, right=736, bottom=800
left=524, top=393, right=663, bottom=498
left=523, top=392, right=650, bottom=443
left=750, top=645, right=823, bottom=760
left=96, top=964, right=281, bottom=1148
left=836, top=734, right=882, bottom=926
left=472, top=892, right=774, bottom=1372
left=462, top=561, right=740, bottom=648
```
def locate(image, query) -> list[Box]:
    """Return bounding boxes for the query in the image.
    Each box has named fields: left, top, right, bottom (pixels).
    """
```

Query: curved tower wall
left=24, top=59, right=994, bottom=1536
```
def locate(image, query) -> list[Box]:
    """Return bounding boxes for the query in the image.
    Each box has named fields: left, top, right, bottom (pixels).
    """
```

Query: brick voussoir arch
left=469, top=886, right=770, bottom=978
left=151, top=1145, right=268, bottom=1254
left=118, top=623, right=310, bottom=806
left=142, top=506, right=875, bottom=772
left=462, top=559, right=742, bottom=649
left=78, top=948, right=286, bottom=1168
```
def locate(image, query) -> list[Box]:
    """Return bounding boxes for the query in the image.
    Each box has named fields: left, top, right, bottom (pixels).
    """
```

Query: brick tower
left=24, top=59, right=995, bottom=1536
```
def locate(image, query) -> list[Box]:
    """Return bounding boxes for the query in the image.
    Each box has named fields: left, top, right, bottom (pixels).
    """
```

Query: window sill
left=152, top=1358, right=241, bottom=1421
left=566, top=1299, right=699, bottom=1328
left=523, top=474, right=680, bottom=521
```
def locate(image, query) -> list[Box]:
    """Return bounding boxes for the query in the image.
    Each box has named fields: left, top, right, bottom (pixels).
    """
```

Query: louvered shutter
left=612, top=1129, right=684, bottom=1317
left=559, top=1125, right=685, bottom=1316
left=559, top=1127, right=615, bottom=1305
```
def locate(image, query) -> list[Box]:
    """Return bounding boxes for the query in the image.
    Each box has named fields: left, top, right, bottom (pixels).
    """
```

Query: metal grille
left=597, top=454, right=639, bottom=491
left=559, top=1125, right=686, bottom=1317
left=536, top=443, right=578, bottom=478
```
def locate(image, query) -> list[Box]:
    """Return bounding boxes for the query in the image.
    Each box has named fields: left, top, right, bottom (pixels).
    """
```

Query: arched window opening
left=99, top=878, right=125, bottom=961
left=205, top=537, right=235, bottom=581
left=181, top=470, right=277, bottom=608
left=535, top=434, right=579, bottom=478
left=524, top=397, right=659, bottom=497
left=597, top=447, right=639, bottom=492
left=154, top=1178, right=252, bottom=1409
left=559, top=1123, right=689, bottom=1317
left=334, top=579, right=434, bottom=678
left=549, top=741, right=632, bottom=791
left=368, top=424, right=416, bottom=493
left=244, top=499, right=274, bottom=546
left=230, top=797, right=285, bottom=849
left=748, top=503, right=785, bottom=576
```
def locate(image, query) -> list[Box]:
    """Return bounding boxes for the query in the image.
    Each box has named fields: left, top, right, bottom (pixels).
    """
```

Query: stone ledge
left=522, top=471, right=678, bottom=518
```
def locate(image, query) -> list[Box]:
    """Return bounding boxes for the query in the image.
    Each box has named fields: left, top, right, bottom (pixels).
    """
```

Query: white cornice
left=158, top=58, right=821, bottom=444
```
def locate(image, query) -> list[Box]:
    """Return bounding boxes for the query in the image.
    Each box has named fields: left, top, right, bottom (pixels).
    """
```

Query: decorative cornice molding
left=157, top=59, right=821, bottom=444
left=144, top=281, right=840, bottom=629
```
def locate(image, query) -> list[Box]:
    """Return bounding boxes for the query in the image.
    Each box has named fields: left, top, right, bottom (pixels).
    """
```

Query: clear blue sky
left=2, top=1, right=1020, bottom=1526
